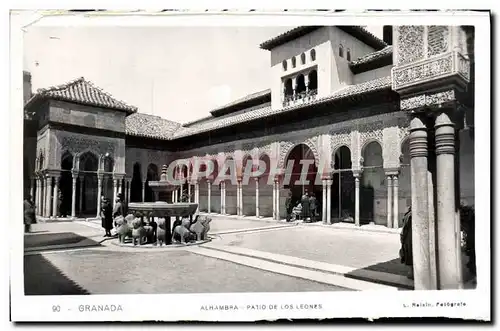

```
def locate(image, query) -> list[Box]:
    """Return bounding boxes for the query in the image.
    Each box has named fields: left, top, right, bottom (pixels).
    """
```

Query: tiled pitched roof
left=30, top=77, right=138, bottom=113
left=172, top=76, right=392, bottom=139
left=125, top=113, right=181, bottom=140
left=210, top=89, right=271, bottom=115
left=260, top=26, right=387, bottom=51
left=350, top=45, right=393, bottom=70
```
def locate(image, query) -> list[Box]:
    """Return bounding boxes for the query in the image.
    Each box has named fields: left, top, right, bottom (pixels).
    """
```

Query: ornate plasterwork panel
left=393, top=53, right=453, bottom=91
left=277, top=136, right=320, bottom=169
left=397, top=26, right=425, bottom=65
left=400, top=89, right=456, bottom=111
left=257, top=144, right=272, bottom=159
left=330, top=132, right=351, bottom=154
left=427, top=26, right=450, bottom=57
left=61, top=135, right=116, bottom=156
left=382, top=127, right=401, bottom=170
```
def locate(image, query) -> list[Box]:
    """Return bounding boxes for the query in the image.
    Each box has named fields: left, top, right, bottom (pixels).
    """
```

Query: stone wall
left=49, top=100, right=126, bottom=133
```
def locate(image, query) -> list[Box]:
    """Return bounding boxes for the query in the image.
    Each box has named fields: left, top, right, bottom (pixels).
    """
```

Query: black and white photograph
left=8, top=8, right=491, bottom=322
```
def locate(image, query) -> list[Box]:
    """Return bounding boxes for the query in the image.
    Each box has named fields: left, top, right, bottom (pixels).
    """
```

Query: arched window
left=284, top=79, right=293, bottom=97
left=300, top=53, right=306, bottom=65
left=282, top=60, right=287, bottom=71
left=308, top=70, right=318, bottom=93
left=346, top=48, right=351, bottom=61
left=296, top=74, right=306, bottom=95
left=310, top=49, right=316, bottom=61
left=339, top=44, right=344, bottom=58
left=291, top=56, right=296, bottom=68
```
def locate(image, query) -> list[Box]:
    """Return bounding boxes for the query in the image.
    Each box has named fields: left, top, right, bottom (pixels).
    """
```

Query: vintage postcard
left=9, top=9, right=491, bottom=322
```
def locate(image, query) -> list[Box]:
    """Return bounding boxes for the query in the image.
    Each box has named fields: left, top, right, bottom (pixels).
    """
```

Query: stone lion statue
left=172, top=217, right=195, bottom=244
left=131, top=217, right=145, bottom=246
left=156, top=217, right=168, bottom=246
left=190, top=215, right=212, bottom=241
left=116, top=214, right=133, bottom=244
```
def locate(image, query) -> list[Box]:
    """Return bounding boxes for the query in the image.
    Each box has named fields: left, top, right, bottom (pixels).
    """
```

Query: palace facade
left=23, top=25, right=475, bottom=230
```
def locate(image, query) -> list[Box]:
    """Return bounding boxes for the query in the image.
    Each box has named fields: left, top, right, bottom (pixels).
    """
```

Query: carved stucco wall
left=52, top=130, right=126, bottom=173
left=35, top=128, right=49, bottom=171
left=125, top=147, right=175, bottom=180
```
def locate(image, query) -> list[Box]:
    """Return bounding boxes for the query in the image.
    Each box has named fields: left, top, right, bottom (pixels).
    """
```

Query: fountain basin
left=128, top=202, right=198, bottom=218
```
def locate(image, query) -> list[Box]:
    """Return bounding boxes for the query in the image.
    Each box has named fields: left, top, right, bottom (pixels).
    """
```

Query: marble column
left=142, top=180, right=146, bottom=202
left=126, top=179, right=131, bottom=203
left=255, top=178, right=260, bottom=218
left=386, top=174, right=393, bottom=228
left=71, top=172, right=78, bottom=218
left=78, top=175, right=84, bottom=214
left=409, top=116, right=433, bottom=290
left=188, top=181, right=192, bottom=203
left=322, top=179, right=327, bottom=223
left=207, top=180, right=212, bottom=214
left=274, top=179, right=280, bottom=220
left=52, top=175, right=59, bottom=217
left=354, top=173, right=360, bottom=227
left=273, top=181, right=277, bottom=220
left=393, top=175, right=399, bottom=228
left=40, top=179, right=45, bottom=216
left=238, top=179, right=243, bottom=216
left=30, top=177, right=35, bottom=202
left=326, top=179, right=332, bottom=224
left=96, top=174, right=103, bottom=218
left=35, top=177, right=41, bottom=215
left=435, top=112, right=462, bottom=289
left=113, top=178, right=118, bottom=208
left=195, top=181, right=200, bottom=213
left=44, top=176, right=52, bottom=217
left=220, top=181, right=225, bottom=214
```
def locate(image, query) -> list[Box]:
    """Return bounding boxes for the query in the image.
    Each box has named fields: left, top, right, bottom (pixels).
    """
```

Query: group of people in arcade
left=285, top=189, right=319, bottom=223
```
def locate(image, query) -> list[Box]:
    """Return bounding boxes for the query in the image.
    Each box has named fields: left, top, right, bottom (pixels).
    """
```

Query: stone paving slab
left=25, top=249, right=346, bottom=294
left=216, top=226, right=401, bottom=270
left=189, top=246, right=396, bottom=291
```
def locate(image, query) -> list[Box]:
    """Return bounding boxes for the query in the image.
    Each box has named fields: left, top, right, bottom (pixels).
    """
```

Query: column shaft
left=142, top=181, right=146, bottom=202
left=35, top=178, right=40, bottom=215
left=71, top=174, right=77, bottom=218
left=44, top=177, right=51, bottom=217
left=387, top=175, right=393, bottom=228
left=354, top=175, right=360, bottom=226
left=255, top=178, right=259, bottom=218
left=326, top=180, right=332, bottom=224
left=272, top=181, right=276, bottom=220
left=409, top=117, right=433, bottom=290
left=96, top=175, right=103, bottom=218
left=322, top=180, right=327, bottom=223
left=52, top=177, right=59, bottom=217
left=393, top=175, right=399, bottom=228
left=79, top=176, right=84, bottom=214
left=275, top=179, right=280, bottom=220
left=435, top=113, right=462, bottom=289
left=207, top=181, right=211, bottom=213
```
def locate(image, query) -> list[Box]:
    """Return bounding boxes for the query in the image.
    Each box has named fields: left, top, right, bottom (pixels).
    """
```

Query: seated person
left=291, top=202, right=302, bottom=221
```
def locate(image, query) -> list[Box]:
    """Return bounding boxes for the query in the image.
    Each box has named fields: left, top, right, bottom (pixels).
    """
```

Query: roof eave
left=171, top=86, right=393, bottom=140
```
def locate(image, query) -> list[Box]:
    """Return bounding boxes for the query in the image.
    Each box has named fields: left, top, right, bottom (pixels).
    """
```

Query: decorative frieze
left=400, top=89, right=456, bottom=111
left=330, top=132, right=351, bottom=154
left=61, top=135, right=116, bottom=156
left=393, top=53, right=453, bottom=91
left=427, top=26, right=450, bottom=57
left=397, top=26, right=425, bottom=65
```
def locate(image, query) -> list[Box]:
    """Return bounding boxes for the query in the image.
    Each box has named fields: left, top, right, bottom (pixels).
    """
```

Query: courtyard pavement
left=23, top=215, right=422, bottom=295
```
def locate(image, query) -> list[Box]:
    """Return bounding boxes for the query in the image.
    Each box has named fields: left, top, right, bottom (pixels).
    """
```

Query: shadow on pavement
left=24, top=254, right=89, bottom=295
left=344, top=258, right=415, bottom=290
left=24, top=232, right=103, bottom=250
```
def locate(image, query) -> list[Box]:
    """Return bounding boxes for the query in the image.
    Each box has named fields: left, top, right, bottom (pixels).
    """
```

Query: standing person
left=23, top=195, right=36, bottom=233
left=309, top=193, right=318, bottom=222
left=301, top=190, right=310, bottom=222
left=101, top=196, right=113, bottom=237
left=113, top=195, right=124, bottom=225
left=399, top=206, right=413, bottom=279
left=285, top=191, right=293, bottom=222
left=57, top=190, right=63, bottom=218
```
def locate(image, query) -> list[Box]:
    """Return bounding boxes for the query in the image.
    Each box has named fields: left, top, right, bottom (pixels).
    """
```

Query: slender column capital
left=392, top=175, right=399, bottom=185
left=352, top=170, right=362, bottom=178
left=325, top=179, right=333, bottom=186
left=435, top=112, right=456, bottom=155
left=409, top=116, right=429, bottom=158
left=71, top=170, right=79, bottom=178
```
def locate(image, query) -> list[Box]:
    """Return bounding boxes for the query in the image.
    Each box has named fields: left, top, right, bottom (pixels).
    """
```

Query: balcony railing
left=282, top=89, right=318, bottom=107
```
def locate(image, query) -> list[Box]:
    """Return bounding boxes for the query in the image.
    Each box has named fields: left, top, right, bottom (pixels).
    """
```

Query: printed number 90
left=52, top=305, right=61, bottom=312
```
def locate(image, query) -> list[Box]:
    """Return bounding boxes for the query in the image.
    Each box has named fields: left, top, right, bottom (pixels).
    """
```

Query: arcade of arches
left=31, top=130, right=474, bottom=228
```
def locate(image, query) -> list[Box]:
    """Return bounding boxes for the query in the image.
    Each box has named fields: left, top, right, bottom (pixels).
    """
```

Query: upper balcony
left=391, top=26, right=471, bottom=100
